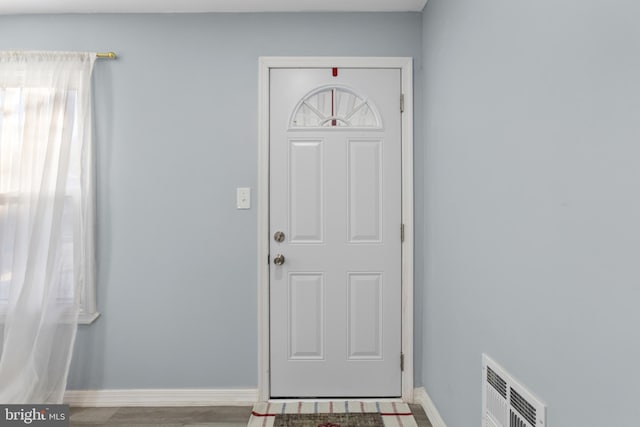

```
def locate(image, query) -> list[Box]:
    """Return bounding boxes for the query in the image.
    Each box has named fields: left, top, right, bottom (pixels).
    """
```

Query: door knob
left=273, top=254, right=285, bottom=265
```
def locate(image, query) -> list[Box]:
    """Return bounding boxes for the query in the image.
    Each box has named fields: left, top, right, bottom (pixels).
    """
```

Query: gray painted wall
left=0, top=13, right=423, bottom=389
left=422, top=1, right=640, bottom=426
left=7, top=4, right=634, bottom=423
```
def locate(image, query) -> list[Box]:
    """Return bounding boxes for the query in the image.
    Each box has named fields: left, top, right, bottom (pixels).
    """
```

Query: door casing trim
left=257, top=57, right=414, bottom=402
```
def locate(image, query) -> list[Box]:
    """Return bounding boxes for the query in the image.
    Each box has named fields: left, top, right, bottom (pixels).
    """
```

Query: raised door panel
left=289, top=139, right=324, bottom=243
left=347, top=139, right=383, bottom=243
left=288, top=273, right=325, bottom=360
left=347, top=273, right=383, bottom=360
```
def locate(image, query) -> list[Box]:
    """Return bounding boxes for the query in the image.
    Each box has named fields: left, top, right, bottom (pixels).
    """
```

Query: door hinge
left=401, top=353, right=405, bottom=371
left=401, top=224, right=405, bottom=242
left=400, top=94, right=405, bottom=113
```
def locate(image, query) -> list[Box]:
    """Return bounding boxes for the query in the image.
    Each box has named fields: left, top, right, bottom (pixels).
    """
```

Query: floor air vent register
left=482, top=354, right=547, bottom=427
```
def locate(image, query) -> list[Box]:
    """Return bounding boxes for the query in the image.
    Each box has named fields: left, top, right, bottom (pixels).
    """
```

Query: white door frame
left=257, top=56, right=414, bottom=402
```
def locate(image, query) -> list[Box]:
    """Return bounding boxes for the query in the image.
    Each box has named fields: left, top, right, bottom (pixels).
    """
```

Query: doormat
left=249, top=402, right=417, bottom=427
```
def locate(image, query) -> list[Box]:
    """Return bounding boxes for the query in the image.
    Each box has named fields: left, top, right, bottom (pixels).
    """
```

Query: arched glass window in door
left=290, top=85, right=382, bottom=129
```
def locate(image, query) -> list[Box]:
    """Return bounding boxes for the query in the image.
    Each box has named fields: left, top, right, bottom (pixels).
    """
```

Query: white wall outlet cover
left=237, top=187, right=251, bottom=209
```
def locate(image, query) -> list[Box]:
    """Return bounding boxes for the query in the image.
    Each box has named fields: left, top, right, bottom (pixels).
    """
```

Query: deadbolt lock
left=273, top=231, right=285, bottom=242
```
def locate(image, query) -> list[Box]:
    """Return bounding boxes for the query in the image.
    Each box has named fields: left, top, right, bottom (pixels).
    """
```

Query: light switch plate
left=237, top=187, right=251, bottom=209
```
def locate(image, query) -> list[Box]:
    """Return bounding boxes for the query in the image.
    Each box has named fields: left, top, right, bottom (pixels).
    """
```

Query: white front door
left=269, top=68, right=402, bottom=397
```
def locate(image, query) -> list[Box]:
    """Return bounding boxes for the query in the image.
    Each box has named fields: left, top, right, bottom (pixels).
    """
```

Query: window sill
left=0, top=311, right=100, bottom=325
left=78, top=311, right=101, bottom=325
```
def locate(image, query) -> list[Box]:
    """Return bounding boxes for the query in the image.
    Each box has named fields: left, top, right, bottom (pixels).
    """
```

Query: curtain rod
left=96, top=52, right=117, bottom=59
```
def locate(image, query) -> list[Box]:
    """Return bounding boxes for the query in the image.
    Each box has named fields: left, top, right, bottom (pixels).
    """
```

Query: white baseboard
left=64, top=388, right=258, bottom=407
left=413, top=387, right=447, bottom=427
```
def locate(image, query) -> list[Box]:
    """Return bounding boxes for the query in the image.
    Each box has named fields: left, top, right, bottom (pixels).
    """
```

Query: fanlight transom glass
left=291, top=86, right=381, bottom=128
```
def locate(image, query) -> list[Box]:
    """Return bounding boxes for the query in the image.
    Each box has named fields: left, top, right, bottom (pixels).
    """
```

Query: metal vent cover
left=482, top=354, right=546, bottom=427
left=510, top=387, right=537, bottom=426
left=487, top=366, right=507, bottom=398
left=510, top=409, right=528, bottom=427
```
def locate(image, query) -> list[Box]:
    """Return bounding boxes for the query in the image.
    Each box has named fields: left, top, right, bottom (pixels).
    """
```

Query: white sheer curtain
left=0, top=51, right=96, bottom=403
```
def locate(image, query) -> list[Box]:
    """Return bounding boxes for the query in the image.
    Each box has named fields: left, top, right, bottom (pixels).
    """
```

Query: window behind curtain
left=0, top=86, right=93, bottom=320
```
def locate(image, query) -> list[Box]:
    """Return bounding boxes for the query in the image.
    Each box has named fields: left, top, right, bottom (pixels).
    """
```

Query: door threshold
left=268, top=397, right=405, bottom=403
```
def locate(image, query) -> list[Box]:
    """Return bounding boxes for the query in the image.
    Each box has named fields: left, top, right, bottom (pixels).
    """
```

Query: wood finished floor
left=70, top=404, right=432, bottom=427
